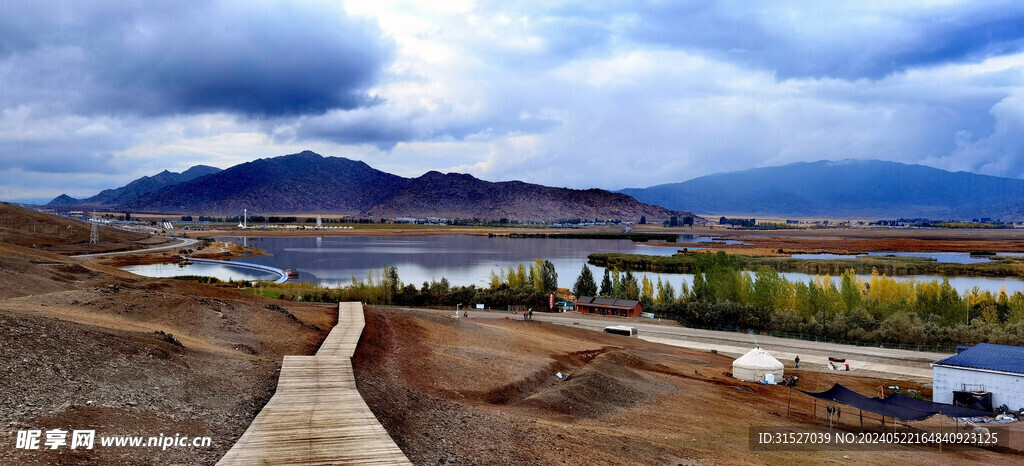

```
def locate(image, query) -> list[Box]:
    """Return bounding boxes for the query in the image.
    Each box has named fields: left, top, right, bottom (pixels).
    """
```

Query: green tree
left=382, top=265, right=400, bottom=303
left=839, top=269, right=862, bottom=312
left=693, top=272, right=708, bottom=301
left=623, top=270, right=639, bottom=300
left=599, top=269, right=613, bottom=297
left=543, top=260, right=559, bottom=293
left=573, top=264, right=598, bottom=297
left=751, top=267, right=786, bottom=310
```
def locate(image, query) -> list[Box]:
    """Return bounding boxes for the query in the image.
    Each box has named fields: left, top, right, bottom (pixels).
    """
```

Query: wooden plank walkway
left=218, top=302, right=411, bottom=465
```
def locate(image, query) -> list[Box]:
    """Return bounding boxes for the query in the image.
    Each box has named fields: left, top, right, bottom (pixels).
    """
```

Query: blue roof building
left=931, top=343, right=1024, bottom=411
left=933, top=343, right=1024, bottom=375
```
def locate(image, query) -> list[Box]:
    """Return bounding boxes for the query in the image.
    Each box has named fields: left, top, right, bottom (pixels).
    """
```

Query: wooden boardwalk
left=218, top=302, right=410, bottom=465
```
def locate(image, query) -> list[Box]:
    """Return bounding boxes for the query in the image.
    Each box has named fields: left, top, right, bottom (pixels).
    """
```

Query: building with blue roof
left=931, top=343, right=1024, bottom=411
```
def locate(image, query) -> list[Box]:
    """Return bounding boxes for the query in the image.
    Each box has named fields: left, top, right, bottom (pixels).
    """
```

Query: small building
left=574, top=296, right=642, bottom=317
left=732, top=347, right=784, bottom=384
left=932, top=343, right=1024, bottom=411
left=554, top=298, right=574, bottom=312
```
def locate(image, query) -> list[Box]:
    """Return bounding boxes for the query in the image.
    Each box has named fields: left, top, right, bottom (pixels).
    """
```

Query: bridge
left=217, top=302, right=410, bottom=465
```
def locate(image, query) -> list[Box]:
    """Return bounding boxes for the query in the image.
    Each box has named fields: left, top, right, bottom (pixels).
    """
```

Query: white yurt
left=732, top=347, right=784, bottom=383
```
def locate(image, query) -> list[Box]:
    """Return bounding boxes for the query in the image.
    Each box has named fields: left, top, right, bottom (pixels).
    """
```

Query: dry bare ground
left=0, top=203, right=179, bottom=256
left=354, top=306, right=1023, bottom=465
left=0, top=204, right=334, bottom=464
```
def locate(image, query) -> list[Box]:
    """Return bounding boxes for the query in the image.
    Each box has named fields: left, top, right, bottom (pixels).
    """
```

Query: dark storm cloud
left=0, top=140, right=116, bottom=174
left=295, top=108, right=561, bottom=151
left=0, top=1, right=393, bottom=117
left=613, top=1, right=1024, bottom=80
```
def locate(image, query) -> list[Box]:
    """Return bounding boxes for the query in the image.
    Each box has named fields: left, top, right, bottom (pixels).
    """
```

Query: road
left=71, top=237, right=199, bottom=260
left=403, top=307, right=943, bottom=381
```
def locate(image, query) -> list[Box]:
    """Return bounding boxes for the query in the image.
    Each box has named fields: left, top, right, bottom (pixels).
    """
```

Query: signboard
left=641, top=312, right=655, bottom=319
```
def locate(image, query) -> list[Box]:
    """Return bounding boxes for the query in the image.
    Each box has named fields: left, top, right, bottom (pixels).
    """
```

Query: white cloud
left=2, top=0, right=1024, bottom=201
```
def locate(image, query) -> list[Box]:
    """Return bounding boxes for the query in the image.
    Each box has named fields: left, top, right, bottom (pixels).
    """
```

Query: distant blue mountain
left=47, top=165, right=221, bottom=208
left=620, top=160, right=1024, bottom=220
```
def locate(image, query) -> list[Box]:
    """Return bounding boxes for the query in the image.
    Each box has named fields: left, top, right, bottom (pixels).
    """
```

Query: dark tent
left=880, top=393, right=993, bottom=419
left=800, top=383, right=992, bottom=422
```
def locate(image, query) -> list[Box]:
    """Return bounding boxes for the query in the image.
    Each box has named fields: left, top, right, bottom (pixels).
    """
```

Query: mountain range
left=49, top=165, right=222, bottom=207
left=620, top=159, right=1024, bottom=221
left=49, top=151, right=686, bottom=222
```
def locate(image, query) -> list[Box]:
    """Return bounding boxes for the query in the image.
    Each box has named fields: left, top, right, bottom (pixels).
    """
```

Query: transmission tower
left=89, top=211, right=99, bottom=244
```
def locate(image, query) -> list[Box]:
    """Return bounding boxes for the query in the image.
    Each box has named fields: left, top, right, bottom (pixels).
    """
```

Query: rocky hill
left=56, top=151, right=688, bottom=222
left=363, top=171, right=680, bottom=221
left=47, top=165, right=221, bottom=208
left=124, top=151, right=407, bottom=214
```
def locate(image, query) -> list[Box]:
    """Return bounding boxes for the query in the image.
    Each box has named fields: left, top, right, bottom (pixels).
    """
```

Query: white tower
left=243, top=209, right=247, bottom=229
left=316, top=214, right=322, bottom=228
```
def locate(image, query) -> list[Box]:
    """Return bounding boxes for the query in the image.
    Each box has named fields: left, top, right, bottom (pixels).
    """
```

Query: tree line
left=572, top=251, right=1024, bottom=347
left=282, top=260, right=561, bottom=310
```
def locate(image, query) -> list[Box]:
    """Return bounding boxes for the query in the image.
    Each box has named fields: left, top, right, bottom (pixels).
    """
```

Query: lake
left=121, top=234, right=1024, bottom=295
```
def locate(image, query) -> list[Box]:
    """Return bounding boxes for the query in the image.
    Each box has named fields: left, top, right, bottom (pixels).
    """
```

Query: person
left=528, top=308, right=534, bottom=320
left=795, top=355, right=800, bottom=369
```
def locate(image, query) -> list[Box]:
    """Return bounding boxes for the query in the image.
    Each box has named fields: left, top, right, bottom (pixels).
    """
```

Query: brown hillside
left=353, top=307, right=1021, bottom=465
left=0, top=210, right=332, bottom=464
left=0, top=202, right=172, bottom=255
left=362, top=170, right=687, bottom=222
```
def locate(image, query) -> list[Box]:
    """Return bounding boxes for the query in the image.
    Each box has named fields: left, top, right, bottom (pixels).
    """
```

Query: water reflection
left=218, top=235, right=676, bottom=287
left=121, top=235, right=1024, bottom=296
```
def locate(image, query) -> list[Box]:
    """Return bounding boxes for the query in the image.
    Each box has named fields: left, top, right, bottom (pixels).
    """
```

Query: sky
left=2, top=0, right=1024, bottom=203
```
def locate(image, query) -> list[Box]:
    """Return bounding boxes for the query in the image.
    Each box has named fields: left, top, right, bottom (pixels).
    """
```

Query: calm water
left=213, top=235, right=677, bottom=288
left=121, top=235, right=1024, bottom=295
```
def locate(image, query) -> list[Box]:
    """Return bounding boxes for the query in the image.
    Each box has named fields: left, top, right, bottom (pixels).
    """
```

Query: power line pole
left=90, top=212, right=99, bottom=244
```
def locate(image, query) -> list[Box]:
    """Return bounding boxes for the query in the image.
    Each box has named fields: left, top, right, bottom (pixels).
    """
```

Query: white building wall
left=933, top=366, right=1024, bottom=411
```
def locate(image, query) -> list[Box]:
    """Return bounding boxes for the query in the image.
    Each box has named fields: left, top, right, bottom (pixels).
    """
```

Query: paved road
left=403, top=307, right=943, bottom=381
left=70, top=237, right=199, bottom=260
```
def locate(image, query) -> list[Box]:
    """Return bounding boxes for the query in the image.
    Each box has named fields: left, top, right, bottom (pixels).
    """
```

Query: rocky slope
left=57, top=151, right=690, bottom=221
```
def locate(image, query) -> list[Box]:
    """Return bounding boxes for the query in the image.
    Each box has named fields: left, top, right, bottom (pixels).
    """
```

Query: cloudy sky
left=2, top=0, right=1024, bottom=203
